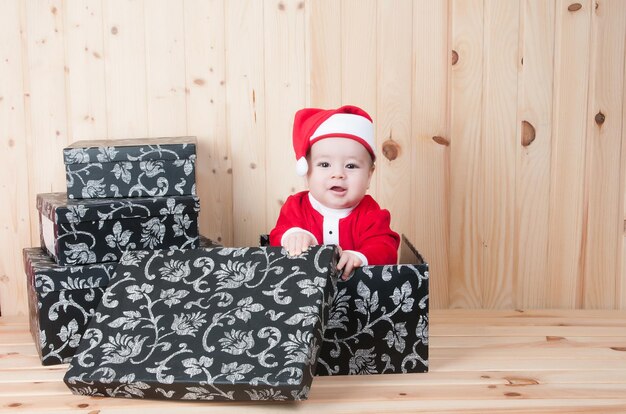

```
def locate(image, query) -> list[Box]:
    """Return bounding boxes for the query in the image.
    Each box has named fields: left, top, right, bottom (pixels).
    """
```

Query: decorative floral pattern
left=24, top=237, right=218, bottom=366
left=317, top=263, right=429, bottom=376
left=23, top=248, right=113, bottom=366
left=37, top=193, right=199, bottom=266
left=64, top=245, right=338, bottom=401
left=219, top=329, right=255, bottom=355
left=63, top=138, right=197, bottom=199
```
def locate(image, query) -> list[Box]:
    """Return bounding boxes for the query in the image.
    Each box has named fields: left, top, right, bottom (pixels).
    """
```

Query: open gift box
left=63, top=237, right=428, bottom=401
left=260, top=234, right=429, bottom=376
left=316, top=235, right=429, bottom=375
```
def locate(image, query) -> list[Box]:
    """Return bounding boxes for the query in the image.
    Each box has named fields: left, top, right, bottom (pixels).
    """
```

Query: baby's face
left=306, top=137, right=374, bottom=209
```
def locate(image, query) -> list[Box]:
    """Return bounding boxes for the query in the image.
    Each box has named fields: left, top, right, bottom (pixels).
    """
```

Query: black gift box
left=24, top=247, right=112, bottom=365
left=63, top=137, right=197, bottom=199
left=64, top=245, right=338, bottom=401
left=24, top=237, right=219, bottom=366
left=259, top=235, right=429, bottom=376
left=316, top=237, right=429, bottom=375
left=37, top=192, right=200, bottom=266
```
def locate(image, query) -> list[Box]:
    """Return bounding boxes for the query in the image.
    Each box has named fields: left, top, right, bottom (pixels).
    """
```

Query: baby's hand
left=283, top=231, right=317, bottom=256
left=337, top=249, right=363, bottom=280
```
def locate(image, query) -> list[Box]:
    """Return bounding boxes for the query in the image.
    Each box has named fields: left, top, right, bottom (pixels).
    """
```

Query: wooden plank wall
left=0, top=0, right=625, bottom=315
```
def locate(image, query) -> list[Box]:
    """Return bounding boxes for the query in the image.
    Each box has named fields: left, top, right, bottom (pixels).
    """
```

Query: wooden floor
left=2, top=309, right=626, bottom=413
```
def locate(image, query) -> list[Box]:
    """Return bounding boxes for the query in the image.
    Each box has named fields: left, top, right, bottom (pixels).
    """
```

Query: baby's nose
left=331, top=167, right=345, bottom=178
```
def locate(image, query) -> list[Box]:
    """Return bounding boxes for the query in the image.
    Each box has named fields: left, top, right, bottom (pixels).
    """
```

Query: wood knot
left=610, top=347, right=626, bottom=352
left=546, top=336, right=565, bottom=342
left=568, top=3, right=582, bottom=11
left=111, top=26, right=118, bottom=35
left=504, top=392, right=522, bottom=398
left=451, top=50, right=459, bottom=65
left=595, top=111, right=605, bottom=126
left=504, top=377, right=540, bottom=386
left=382, top=139, right=400, bottom=161
left=432, top=136, right=450, bottom=146
left=521, top=121, right=535, bottom=147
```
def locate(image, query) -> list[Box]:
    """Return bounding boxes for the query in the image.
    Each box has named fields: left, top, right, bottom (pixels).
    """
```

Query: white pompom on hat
left=292, top=105, right=375, bottom=176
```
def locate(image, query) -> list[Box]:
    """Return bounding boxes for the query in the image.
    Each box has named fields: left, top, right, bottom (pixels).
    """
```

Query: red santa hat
left=292, top=105, right=375, bottom=176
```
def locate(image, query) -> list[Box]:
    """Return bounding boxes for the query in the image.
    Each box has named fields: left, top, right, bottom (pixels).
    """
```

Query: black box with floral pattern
left=36, top=192, right=200, bottom=266
left=316, top=235, right=429, bottom=375
left=64, top=245, right=338, bottom=401
left=316, top=238, right=429, bottom=375
left=23, top=237, right=219, bottom=366
left=260, top=235, right=430, bottom=376
left=63, top=136, right=197, bottom=200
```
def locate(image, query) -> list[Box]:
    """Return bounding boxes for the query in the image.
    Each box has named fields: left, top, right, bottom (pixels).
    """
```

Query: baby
left=269, top=105, right=400, bottom=279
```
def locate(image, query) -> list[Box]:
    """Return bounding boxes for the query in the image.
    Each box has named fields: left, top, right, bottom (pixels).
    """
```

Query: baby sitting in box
left=270, top=105, right=400, bottom=279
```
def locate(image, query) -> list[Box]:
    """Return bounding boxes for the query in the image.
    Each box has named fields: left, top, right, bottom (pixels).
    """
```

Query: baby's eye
left=345, top=163, right=359, bottom=169
left=317, top=162, right=330, bottom=168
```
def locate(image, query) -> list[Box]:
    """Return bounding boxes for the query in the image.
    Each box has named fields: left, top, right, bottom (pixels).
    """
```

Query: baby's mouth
left=330, top=186, right=347, bottom=194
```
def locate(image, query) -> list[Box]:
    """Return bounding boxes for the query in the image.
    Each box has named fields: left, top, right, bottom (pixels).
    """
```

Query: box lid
left=24, top=237, right=220, bottom=294
left=36, top=193, right=200, bottom=224
left=24, top=247, right=114, bottom=293
left=63, top=137, right=197, bottom=165
left=64, top=245, right=338, bottom=401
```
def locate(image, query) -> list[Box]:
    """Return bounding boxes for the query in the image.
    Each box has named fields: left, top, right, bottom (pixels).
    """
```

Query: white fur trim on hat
left=310, top=113, right=375, bottom=154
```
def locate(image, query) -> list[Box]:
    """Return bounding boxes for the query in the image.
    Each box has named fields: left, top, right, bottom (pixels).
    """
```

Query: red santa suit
left=269, top=191, right=400, bottom=265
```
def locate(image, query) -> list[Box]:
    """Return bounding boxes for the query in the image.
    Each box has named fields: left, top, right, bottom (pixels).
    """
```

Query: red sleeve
left=269, top=194, right=307, bottom=246
left=356, top=208, right=400, bottom=265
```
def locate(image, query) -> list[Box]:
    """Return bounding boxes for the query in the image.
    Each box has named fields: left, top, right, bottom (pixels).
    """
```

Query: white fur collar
left=308, top=192, right=355, bottom=219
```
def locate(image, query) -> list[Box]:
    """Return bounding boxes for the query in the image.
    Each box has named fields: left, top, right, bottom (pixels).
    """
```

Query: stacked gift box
left=24, top=136, right=430, bottom=401
left=24, top=136, right=209, bottom=365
